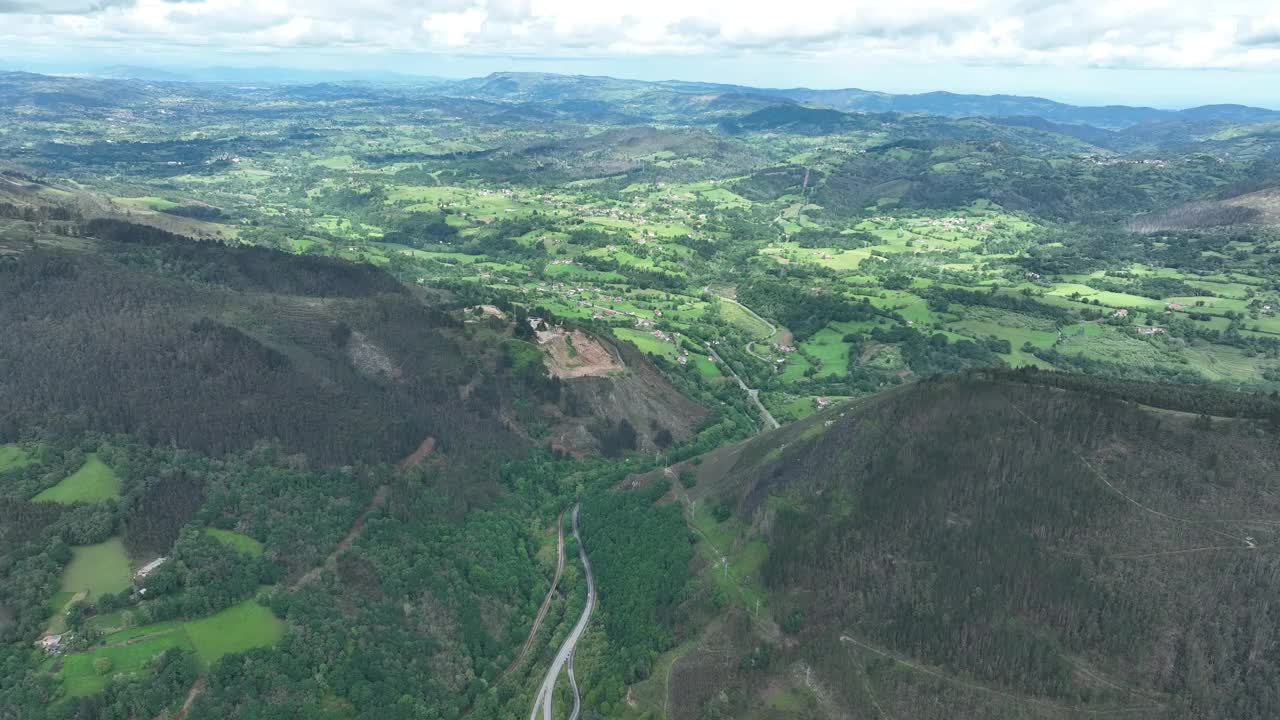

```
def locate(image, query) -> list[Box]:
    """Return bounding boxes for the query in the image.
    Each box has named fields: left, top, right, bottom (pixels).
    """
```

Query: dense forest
left=699, top=377, right=1280, bottom=719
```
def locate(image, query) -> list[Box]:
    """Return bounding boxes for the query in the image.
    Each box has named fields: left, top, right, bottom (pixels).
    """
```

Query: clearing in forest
left=205, top=528, right=265, bottom=558
left=57, top=597, right=284, bottom=696
left=32, top=454, right=120, bottom=503
left=184, top=599, right=285, bottom=668
left=0, top=445, right=35, bottom=472
left=47, top=538, right=133, bottom=633
left=60, top=539, right=132, bottom=602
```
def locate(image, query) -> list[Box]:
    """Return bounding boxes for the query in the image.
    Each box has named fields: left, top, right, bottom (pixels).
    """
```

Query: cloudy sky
left=2, top=0, right=1280, bottom=107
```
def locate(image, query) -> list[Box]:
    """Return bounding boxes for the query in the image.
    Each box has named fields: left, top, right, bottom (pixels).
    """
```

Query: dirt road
left=505, top=512, right=566, bottom=677
left=291, top=484, right=389, bottom=591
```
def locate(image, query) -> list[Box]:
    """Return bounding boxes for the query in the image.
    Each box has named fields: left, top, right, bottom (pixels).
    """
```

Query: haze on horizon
left=2, top=0, right=1280, bottom=109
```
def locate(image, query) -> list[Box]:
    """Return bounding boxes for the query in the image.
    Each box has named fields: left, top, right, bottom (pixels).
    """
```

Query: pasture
left=717, top=296, right=774, bottom=339
left=32, top=454, right=120, bottom=504
left=58, top=598, right=284, bottom=695
left=612, top=327, right=680, bottom=361
left=801, top=328, right=853, bottom=378
left=59, top=539, right=132, bottom=602
left=185, top=599, right=285, bottom=669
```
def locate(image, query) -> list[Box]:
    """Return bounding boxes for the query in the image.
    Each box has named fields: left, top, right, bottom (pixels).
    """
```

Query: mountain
left=1131, top=185, right=1280, bottom=232
left=91, top=65, right=450, bottom=86
left=10, top=67, right=1276, bottom=130
left=660, top=78, right=1280, bottom=129
left=0, top=209, right=703, bottom=466
left=660, top=372, right=1280, bottom=719
left=441, top=72, right=1280, bottom=130
left=774, top=89, right=1280, bottom=129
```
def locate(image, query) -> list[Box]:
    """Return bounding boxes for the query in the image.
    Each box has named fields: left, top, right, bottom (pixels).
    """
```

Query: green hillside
left=668, top=375, right=1280, bottom=719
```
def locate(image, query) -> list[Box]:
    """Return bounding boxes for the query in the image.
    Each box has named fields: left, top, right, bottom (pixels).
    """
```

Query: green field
left=687, top=500, right=769, bottom=615
left=801, top=328, right=853, bottom=378
left=31, top=454, right=120, bottom=503
left=760, top=242, right=871, bottom=272
left=113, top=196, right=180, bottom=211
left=1057, top=326, right=1173, bottom=365
left=184, top=598, right=285, bottom=668
left=694, top=355, right=723, bottom=381
left=60, top=539, right=132, bottom=602
left=717, top=296, right=774, bottom=339
left=58, top=598, right=284, bottom=696
left=206, top=528, right=265, bottom=557
left=58, top=628, right=194, bottom=696
left=612, top=327, right=680, bottom=360
left=0, top=445, right=34, bottom=472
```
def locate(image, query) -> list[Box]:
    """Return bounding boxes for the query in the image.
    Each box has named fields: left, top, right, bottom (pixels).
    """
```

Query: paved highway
left=529, top=504, right=596, bottom=720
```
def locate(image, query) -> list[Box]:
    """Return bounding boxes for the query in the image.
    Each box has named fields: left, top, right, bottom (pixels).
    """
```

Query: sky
left=2, top=0, right=1280, bottom=108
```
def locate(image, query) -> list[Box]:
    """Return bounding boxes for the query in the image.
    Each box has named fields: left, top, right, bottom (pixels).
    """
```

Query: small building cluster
left=133, top=556, right=168, bottom=582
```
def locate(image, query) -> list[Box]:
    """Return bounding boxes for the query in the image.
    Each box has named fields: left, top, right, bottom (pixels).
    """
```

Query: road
left=505, top=512, right=566, bottom=677
left=706, top=344, right=780, bottom=430
left=704, top=292, right=780, bottom=431
left=529, top=504, right=596, bottom=720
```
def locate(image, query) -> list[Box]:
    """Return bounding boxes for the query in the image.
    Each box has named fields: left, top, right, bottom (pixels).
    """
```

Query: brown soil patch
left=472, top=304, right=507, bottom=319
left=399, top=436, right=437, bottom=470
left=172, top=676, right=205, bottom=720
left=537, top=328, right=625, bottom=379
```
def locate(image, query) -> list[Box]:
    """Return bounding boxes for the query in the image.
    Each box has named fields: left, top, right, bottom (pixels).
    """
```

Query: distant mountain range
left=657, top=77, right=1280, bottom=129
left=8, top=65, right=1280, bottom=131
left=447, top=72, right=1280, bottom=130
left=94, top=64, right=452, bottom=86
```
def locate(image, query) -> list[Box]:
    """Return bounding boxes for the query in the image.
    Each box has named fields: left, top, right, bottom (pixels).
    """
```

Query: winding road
left=529, top=504, right=596, bottom=720
left=706, top=344, right=780, bottom=430
left=706, top=292, right=781, bottom=430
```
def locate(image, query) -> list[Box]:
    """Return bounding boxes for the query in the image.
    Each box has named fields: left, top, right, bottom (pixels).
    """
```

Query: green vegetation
left=59, top=629, right=193, bottom=697
left=3, top=68, right=1280, bottom=720
left=204, top=528, right=264, bottom=558
left=183, top=598, right=285, bottom=668
left=31, top=455, right=119, bottom=504
left=58, top=598, right=281, bottom=696
left=0, top=445, right=35, bottom=472
left=59, top=539, right=132, bottom=602
left=579, top=480, right=692, bottom=714
left=690, top=376, right=1280, bottom=719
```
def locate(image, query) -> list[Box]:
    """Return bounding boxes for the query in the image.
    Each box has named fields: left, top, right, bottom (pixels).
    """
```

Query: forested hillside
left=0, top=224, right=518, bottom=467
left=674, top=375, right=1280, bottom=719
left=0, top=219, right=704, bottom=467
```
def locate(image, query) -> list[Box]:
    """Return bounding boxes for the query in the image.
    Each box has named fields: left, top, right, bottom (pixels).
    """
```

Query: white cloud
left=1, top=0, right=1278, bottom=72
left=422, top=8, right=486, bottom=47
